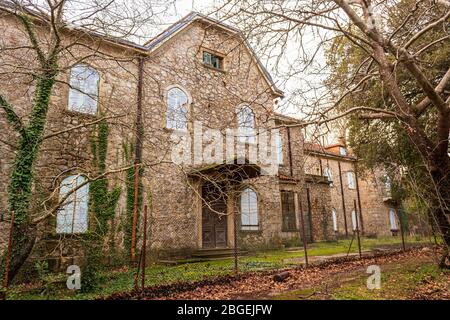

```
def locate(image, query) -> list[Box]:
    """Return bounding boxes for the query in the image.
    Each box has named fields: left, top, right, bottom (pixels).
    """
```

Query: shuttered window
left=236, top=106, right=256, bottom=144
left=389, top=208, right=399, bottom=231
left=347, top=172, right=356, bottom=189
left=68, top=65, right=99, bottom=115
left=324, top=167, right=333, bottom=183
left=275, top=132, right=283, bottom=165
left=167, top=87, right=189, bottom=130
left=351, top=210, right=359, bottom=231
left=57, top=175, right=89, bottom=234
left=281, top=191, right=297, bottom=232
left=240, top=188, right=259, bottom=231
left=332, top=209, right=338, bottom=232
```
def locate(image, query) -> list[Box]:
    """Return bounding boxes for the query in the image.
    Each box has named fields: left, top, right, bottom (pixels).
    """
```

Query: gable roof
left=143, top=12, right=284, bottom=97
left=304, top=142, right=357, bottom=161
left=0, top=3, right=283, bottom=97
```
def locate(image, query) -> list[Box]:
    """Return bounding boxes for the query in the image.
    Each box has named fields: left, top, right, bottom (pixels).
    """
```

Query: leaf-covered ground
left=6, top=237, right=439, bottom=300
left=105, top=247, right=449, bottom=300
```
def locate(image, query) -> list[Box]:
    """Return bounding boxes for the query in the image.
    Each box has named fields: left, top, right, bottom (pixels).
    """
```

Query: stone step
left=192, top=248, right=248, bottom=259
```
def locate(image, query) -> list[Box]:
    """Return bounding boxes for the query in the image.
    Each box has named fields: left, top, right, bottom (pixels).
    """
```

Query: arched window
left=68, top=65, right=99, bottom=115
left=57, top=175, right=90, bottom=234
left=166, top=87, right=189, bottom=130
left=332, top=209, right=338, bottom=232
left=236, top=105, right=255, bottom=143
left=240, top=187, right=259, bottom=231
left=351, top=209, right=359, bottom=231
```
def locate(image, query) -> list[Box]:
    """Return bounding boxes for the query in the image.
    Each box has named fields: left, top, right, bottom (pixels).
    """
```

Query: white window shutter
left=352, top=210, right=358, bottom=231
left=348, top=172, right=355, bottom=189
left=276, top=133, right=283, bottom=164
left=84, top=69, right=99, bottom=115
left=167, top=87, right=188, bottom=130
left=57, top=175, right=89, bottom=234
left=390, top=209, right=398, bottom=230
left=332, top=210, right=338, bottom=232
left=241, top=188, right=258, bottom=230
left=68, top=65, right=99, bottom=115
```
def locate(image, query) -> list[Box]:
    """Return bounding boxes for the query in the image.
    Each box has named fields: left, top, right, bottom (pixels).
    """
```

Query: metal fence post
left=3, top=211, right=15, bottom=290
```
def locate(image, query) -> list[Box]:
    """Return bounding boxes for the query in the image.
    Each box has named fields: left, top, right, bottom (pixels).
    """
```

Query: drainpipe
left=131, top=56, right=145, bottom=263
left=338, top=162, right=349, bottom=237
left=355, top=161, right=365, bottom=234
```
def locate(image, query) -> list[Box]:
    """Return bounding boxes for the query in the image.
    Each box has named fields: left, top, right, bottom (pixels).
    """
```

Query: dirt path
left=105, top=247, right=448, bottom=300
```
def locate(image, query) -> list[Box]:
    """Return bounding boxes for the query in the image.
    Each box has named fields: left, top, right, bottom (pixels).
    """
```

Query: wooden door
left=202, top=185, right=228, bottom=248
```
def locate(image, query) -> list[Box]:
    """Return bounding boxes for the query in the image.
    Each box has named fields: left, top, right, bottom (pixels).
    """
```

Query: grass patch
left=331, top=262, right=448, bottom=300
left=6, top=236, right=431, bottom=300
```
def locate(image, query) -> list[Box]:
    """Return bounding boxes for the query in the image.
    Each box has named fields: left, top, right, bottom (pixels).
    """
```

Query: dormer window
left=340, top=147, right=348, bottom=156
left=203, top=51, right=223, bottom=70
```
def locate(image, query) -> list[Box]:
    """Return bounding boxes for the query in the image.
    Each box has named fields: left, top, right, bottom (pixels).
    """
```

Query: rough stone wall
left=138, top=21, right=283, bottom=253
left=357, top=168, right=392, bottom=237
left=304, top=151, right=393, bottom=238
left=0, top=13, right=141, bottom=267
left=0, top=12, right=322, bottom=266
left=305, top=178, right=333, bottom=242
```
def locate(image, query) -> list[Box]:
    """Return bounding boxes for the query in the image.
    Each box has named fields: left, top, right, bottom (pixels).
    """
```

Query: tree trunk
left=430, top=159, right=450, bottom=268
left=1, top=75, right=56, bottom=285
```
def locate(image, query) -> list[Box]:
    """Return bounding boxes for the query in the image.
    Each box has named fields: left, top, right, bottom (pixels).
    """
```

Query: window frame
left=332, top=209, right=338, bottom=232
left=236, top=105, right=256, bottom=144
left=351, top=209, right=359, bottom=231
left=324, top=167, right=333, bottom=184
left=389, top=208, right=399, bottom=231
left=240, top=187, right=259, bottom=231
left=56, top=175, right=90, bottom=235
left=165, top=85, right=190, bottom=131
left=347, top=171, right=356, bottom=190
left=68, top=64, right=100, bottom=116
left=275, top=131, right=284, bottom=165
left=202, top=50, right=224, bottom=70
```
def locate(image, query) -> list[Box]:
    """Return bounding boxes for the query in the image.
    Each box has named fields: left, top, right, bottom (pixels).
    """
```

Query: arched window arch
left=68, top=64, right=100, bottom=115
left=166, top=86, right=189, bottom=130
left=236, top=105, right=255, bottom=143
left=56, top=175, right=90, bottom=234
left=240, top=187, right=259, bottom=231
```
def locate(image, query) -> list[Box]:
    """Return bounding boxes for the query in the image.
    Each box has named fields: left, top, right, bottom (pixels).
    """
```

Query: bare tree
left=0, top=0, right=174, bottom=283
left=216, top=0, right=450, bottom=264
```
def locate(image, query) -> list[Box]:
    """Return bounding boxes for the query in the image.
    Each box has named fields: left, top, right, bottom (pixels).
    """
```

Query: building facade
left=0, top=9, right=398, bottom=270
left=304, top=140, right=397, bottom=238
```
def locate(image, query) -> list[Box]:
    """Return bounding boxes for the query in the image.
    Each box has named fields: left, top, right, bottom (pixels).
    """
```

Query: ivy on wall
left=81, top=117, right=121, bottom=292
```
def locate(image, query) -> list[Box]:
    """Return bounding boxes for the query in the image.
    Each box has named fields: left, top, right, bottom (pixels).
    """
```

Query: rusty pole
left=141, top=204, right=148, bottom=290
left=3, top=211, right=15, bottom=289
left=234, top=209, right=239, bottom=275
left=298, top=198, right=309, bottom=267
left=131, top=163, right=139, bottom=263
left=354, top=200, right=362, bottom=259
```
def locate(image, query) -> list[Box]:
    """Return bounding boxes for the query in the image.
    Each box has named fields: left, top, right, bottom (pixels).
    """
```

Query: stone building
left=304, top=139, right=397, bottom=238
left=0, top=8, right=397, bottom=269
